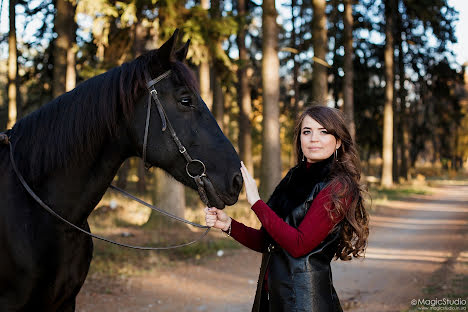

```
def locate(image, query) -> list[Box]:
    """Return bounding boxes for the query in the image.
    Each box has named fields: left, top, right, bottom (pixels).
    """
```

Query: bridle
left=141, top=70, right=211, bottom=207
left=0, top=69, right=216, bottom=250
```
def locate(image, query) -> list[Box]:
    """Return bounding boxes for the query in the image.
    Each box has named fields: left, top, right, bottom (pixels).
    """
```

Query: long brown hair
left=293, top=106, right=369, bottom=260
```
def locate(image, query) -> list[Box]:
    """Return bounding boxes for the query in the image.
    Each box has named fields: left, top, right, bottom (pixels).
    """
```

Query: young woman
left=205, top=106, right=369, bottom=312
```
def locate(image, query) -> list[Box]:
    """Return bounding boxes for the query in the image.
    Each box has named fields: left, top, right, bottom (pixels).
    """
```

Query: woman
left=205, top=106, right=369, bottom=312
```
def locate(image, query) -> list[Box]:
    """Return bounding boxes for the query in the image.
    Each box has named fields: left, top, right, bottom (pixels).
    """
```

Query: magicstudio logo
left=411, top=297, right=467, bottom=311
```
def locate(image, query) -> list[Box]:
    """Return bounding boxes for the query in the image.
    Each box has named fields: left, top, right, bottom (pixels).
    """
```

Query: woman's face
left=300, top=115, right=341, bottom=163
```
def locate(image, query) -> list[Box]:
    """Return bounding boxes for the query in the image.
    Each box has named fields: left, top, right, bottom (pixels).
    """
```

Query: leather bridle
left=141, top=70, right=211, bottom=207
left=1, top=69, right=217, bottom=250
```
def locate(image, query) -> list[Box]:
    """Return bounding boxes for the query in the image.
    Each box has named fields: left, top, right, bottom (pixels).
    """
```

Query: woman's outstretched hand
left=204, top=207, right=231, bottom=231
left=240, top=161, right=261, bottom=206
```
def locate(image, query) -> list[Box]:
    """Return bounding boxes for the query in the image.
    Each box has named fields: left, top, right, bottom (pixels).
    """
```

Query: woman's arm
left=228, top=219, right=266, bottom=253
left=251, top=186, right=346, bottom=258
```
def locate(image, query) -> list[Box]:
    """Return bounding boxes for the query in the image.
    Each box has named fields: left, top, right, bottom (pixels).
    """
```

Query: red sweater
left=229, top=182, right=345, bottom=258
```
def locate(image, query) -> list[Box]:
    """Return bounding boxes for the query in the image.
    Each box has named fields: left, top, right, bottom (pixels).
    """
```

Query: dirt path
left=76, top=184, right=468, bottom=312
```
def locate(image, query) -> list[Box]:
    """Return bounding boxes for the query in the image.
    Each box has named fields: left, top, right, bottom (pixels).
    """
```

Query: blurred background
left=0, top=1, right=467, bottom=310
left=0, top=0, right=466, bottom=220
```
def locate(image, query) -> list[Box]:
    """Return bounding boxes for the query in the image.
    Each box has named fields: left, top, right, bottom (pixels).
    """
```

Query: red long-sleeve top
left=229, top=182, right=346, bottom=258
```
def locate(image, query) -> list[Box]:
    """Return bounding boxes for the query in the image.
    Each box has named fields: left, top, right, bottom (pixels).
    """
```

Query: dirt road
left=76, top=183, right=468, bottom=312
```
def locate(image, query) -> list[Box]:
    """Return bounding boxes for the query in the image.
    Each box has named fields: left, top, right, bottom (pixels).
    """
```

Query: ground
left=76, top=183, right=468, bottom=312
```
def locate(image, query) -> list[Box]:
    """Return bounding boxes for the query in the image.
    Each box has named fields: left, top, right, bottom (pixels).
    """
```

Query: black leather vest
left=252, top=181, right=343, bottom=312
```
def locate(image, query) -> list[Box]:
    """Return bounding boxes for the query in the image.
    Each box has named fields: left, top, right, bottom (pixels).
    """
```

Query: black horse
left=0, top=31, right=242, bottom=311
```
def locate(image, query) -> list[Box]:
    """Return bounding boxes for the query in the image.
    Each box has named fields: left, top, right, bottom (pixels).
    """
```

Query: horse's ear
left=158, top=29, right=179, bottom=62
left=175, top=39, right=190, bottom=62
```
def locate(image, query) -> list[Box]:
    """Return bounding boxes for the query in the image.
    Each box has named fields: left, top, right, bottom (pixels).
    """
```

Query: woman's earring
left=302, top=154, right=305, bottom=162
left=334, top=149, right=338, bottom=161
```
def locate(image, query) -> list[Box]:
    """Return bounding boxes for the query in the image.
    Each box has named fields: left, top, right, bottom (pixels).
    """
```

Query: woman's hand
left=240, top=161, right=261, bottom=206
left=204, top=207, right=232, bottom=231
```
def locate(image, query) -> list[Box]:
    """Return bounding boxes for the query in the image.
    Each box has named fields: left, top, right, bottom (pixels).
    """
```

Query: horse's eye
left=179, top=97, right=192, bottom=107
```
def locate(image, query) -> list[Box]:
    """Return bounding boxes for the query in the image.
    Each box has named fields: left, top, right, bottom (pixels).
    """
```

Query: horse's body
left=0, top=32, right=242, bottom=311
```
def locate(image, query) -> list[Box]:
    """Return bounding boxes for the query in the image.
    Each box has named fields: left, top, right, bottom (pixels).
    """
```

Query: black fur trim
left=266, top=155, right=333, bottom=219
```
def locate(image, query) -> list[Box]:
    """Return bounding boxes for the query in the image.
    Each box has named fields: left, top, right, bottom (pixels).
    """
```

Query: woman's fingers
left=205, top=213, right=217, bottom=227
left=204, top=207, right=217, bottom=227
left=204, top=207, right=217, bottom=214
left=241, top=162, right=254, bottom=183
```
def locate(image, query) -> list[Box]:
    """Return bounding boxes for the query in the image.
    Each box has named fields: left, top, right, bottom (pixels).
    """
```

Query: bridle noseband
left=2, top=69, right=217, bottom=251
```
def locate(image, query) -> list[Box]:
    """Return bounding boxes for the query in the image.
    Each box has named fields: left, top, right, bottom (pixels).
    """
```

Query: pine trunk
left=211, top=0, right=224, bottom=130
left=311, top=0, right=328, bottom=103
left=398, top=16, right=410, bottom=181
left=291, top=0, right=300, bottom=120
left=259, top=0, right=282, bottom=199
left=199, top=0, right=212, bottom=110
left=343, top=0, right=355, bottom=141
left=7, top=0, right=17, bottom=129
left=381, top=0, right=395, bottom=187
left=237, top=0, right=254, bottom=174
left=212, top=75, right=224, bottom=130
left=147, top=169, right=186, bottom=227
left=53, top=0, right=76, bottom=98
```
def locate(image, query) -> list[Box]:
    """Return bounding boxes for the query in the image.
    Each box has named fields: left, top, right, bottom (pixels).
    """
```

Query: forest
left=1, top=0, right=467, bottom=218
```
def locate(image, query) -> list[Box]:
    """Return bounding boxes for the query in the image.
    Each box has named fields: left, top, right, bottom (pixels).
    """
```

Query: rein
left=0, top=69, right=215, bottom=251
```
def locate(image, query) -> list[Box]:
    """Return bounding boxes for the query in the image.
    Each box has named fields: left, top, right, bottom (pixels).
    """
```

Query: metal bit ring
left=186, top=159, right=206, bottom=178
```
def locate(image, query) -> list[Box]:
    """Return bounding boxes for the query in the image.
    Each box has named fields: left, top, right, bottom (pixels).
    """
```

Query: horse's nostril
left=232, top=172, right=243, bottom=194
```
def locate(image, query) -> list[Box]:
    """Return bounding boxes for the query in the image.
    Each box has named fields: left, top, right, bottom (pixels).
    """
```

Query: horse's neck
left=40, top=134, right=131, bottom=225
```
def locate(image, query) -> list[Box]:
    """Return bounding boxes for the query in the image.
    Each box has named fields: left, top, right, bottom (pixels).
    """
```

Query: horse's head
left=126, top=30, right=242, bottom=209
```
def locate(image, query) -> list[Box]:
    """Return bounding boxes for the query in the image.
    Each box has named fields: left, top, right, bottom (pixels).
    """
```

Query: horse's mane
left=9, top=50, right=198, bottom=184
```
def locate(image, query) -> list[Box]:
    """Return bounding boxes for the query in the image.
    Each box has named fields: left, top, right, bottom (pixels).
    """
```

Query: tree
left=343, top=0, right=355, bottom=141
left=152, top=170, right=186, bottom=219
left=237, top=0, right=254, bottom=174
left=199, top=0, right=212, bottom=110
left=7, top=0, right=17, bottom=130
left=311, top=0, right=328, bottom=103
left=381, top=0, right=396, bottom=188
left=53, top=0, right=77, bottom=98
left=211, top=0, right=225, bottom=130
left=259, top=0, right=282, bottom=199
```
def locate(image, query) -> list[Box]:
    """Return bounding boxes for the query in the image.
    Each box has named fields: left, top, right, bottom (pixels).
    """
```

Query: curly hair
left=293, top=106, right=369, bottom=260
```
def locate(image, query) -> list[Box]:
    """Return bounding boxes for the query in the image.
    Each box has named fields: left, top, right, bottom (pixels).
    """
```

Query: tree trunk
left=311, top=0, right=328, bottom=103
left=224, top=90, right=233, bottom=140
left=211, top=0, right=224, bottom=130
left=116, top=160, right=129, bottom=189
left=343, top=0, right=355, bottom=142
left=291, top=0, right=300, bottom=120
left=397, top=21, right=410, bottom=181
left=259, top=0, right=282, bottom=199
left=53, top=0, right=76, bottom=98
left=199, top=0, right=212, bottom=110
left=381, top=0, right=395, bottom=188
left=147, top=169, right=186, bottom=227
left=392, top=81, right=399, bottom=182
left=212, top=75, right=224, bottom=130
left=66, top=45, right=76, bottom=91
left=7, top=0, right=17, bottom=129
left=237, top=0, right=254, bottom=174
